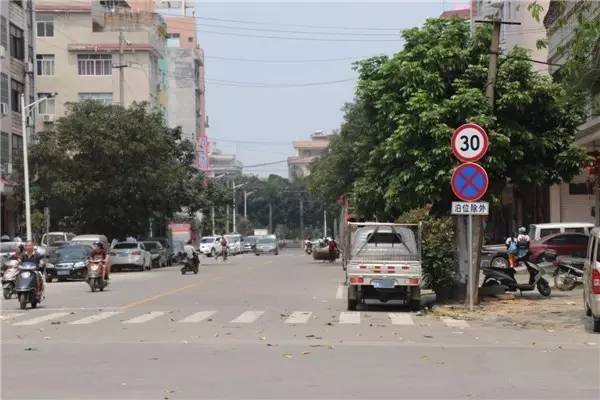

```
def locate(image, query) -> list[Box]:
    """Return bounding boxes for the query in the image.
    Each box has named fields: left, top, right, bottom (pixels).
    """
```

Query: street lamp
left=21, top=92, right=58, bottom=241
left=244, top=190, right=255, bottom=218
left=232, top=180, right=246, bottom=233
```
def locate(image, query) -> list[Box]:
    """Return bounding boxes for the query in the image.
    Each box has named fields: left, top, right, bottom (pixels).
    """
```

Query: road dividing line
left=231, top=311, right=264, bottom=324
left=13, top=312, right=70, bottom=326
left=69, top=311, right=121, bottom=325
left=0, top=313, right=24, bottom=321
left=285, top=311, right=312, bottom=324
left=441, top=318, right=470, bottom=329
left=178, top=311, right=216, bottom=323
left=123, top=311, right=165, bottom=324
left=339, top=312, right=360, bottom=324
left=389, top=313, right=415, bottom=326
left=336, top=284, right=344, bottom=299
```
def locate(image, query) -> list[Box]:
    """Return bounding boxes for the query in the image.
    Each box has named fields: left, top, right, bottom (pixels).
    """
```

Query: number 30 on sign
left=451, top=123, right=489, bottom=163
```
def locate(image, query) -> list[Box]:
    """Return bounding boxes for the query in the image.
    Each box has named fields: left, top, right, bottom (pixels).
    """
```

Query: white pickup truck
left=344, top=223, right=423, bottom=311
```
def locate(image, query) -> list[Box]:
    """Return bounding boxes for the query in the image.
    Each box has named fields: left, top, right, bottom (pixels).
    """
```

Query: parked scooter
left=15, top=262, right=44, bottom=309
left=552, top=254, right=584, bottom=291
left=2, top=260, right=20, bottom=299
left=181, top=252, right=199, bottom=274
left=86, top=259, right=108, bottom=292
left=481, top=251, right=552, bottom=297
left=304, top=240, right=313, bottom=255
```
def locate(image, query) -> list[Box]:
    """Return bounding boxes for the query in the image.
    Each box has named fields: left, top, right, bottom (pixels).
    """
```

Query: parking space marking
left=69, top=311, right=121, bottom=325
left=178, top=311, right=216, bottom=323
left=339, top=312, right=360, bottom=324
left=13, top=312, right=70, bottom=326
left=123, top=311, right=165, bottom=324
left=336, top=284, right=344, bottom=299
left=389, top=313, right=415, bottom=326
left=231, top=311, right=264, bottom=324
left=441, top=318, right=470, bottom=329
left=285, top=311, right=312, bottom=324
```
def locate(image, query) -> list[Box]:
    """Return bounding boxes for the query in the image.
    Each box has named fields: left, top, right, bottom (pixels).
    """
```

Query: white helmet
left=518, top=227, right=527, bottom=234
left=5, top=260, right=19, bottom=268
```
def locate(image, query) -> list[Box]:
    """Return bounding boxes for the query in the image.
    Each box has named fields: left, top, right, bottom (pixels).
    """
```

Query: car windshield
left=56, top=247, right=88, bottom=261
left=351, top=226, right=419, bottom=261
left=46, top=235, right=65, bottom=246
left=201, top=238, right=215, bottom=243
left=143, top=242, right=158, bottom=250
left=114, top=243, right=138, bottom=249
left=257, top=238, right=275, bottom=244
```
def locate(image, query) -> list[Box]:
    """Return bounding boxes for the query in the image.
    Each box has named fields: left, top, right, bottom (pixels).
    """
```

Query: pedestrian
left=328, top=238, right=337, bottom=262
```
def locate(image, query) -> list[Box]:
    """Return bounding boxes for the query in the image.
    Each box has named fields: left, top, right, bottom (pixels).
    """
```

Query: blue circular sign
left=451, top=162, right=488, bottom=202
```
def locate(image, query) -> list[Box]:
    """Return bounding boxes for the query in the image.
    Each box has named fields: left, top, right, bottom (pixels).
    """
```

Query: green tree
left=30, top=101, right=214, bottom=239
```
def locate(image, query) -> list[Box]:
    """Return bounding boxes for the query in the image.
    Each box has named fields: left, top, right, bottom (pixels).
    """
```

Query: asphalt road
left=1, top=249, right=599, bottom=399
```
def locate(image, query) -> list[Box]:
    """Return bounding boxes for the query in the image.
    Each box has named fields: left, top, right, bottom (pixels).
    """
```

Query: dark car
left=254, top=236, right=278, bottom=256
left=143, top=241, right=167, bottom=268
left=149, top=237, right=173, bottom=266
left=46, top=244, right=92, bottom=282
left=243, top=236, right=256, bottom=253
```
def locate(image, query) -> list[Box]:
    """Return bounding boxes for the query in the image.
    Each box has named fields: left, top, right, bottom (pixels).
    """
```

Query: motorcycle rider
left=328, top=238, right=338, bottom=262
left=183, top=240, right=198, bottom=269
left=9, top=244, right=24, bottom=261
left=88, top=241, right=109, bottom=280
left=20, top=240, right=45, bottom=294
left=515, top=227, right=535, bottom=284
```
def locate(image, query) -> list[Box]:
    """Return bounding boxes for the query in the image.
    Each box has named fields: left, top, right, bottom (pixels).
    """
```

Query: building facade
left=287, top=131, right=332, bottom=180
left=1, top=0, right=36, bottom=237
left=34, top=0, right=167, bottom=132
left=208, top=147, right=242, bottom=178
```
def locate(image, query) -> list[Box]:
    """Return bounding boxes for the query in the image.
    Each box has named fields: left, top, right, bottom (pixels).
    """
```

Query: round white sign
left=451, top=123, right=489, bottom=162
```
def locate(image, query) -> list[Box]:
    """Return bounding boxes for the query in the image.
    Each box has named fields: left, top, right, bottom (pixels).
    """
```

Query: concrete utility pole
left=244, top=191, right=254, bottom=218
left=323, top=209, right=327, bottom=238
left=268, top=203, right=273, bottom=234
left=485, top=19, right=502, bottom=109
left=299, top=198, right=304, bottom=240
left=232, top=180, right=236, bottom=233
left=226, top=205, right=230, bottom=234
left=211, top=206, right=215, bottom=236
left=118, top=30, right=125, bottom=106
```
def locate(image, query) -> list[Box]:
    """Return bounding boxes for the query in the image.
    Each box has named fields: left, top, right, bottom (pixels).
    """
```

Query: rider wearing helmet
left=88, top=241, right=109, bottom=280
left=516, top=227, right=534, bottom=284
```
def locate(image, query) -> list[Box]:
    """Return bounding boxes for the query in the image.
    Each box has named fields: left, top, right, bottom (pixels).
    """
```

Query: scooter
left=552, top=255, right=584, bottom=291
left=86, top=259, right=108, bottom=292
left=15, top=262, right=44, bottom=309
left=304, top=241, right=313, bottom=255
left=181, top=253, right=199, bottom=274
left=2, top=260, right=20, bottom=299
left=481, top=253, right=552, bottom=297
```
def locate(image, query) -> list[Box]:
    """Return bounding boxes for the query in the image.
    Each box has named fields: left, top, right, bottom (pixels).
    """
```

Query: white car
left=225, top=234, right=242, bottom=255
left=199, top=236, right=222, bottom=257
left=109, top=241, right=152, bottom=271
left=583, top=227, right=600, bottom=332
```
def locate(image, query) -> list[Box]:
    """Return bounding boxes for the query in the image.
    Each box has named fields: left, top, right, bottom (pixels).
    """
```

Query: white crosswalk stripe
left=389, top=313, right=415, bottom=326
left=123, top=311, right=165, bottom=324
left=339, top=312, right=360, bottom=324
left=231, top=311, right=264, bottom=324
left=69, top=311, right=121, bottom=325
left=1, top=313, right=24, bottom=321
left=178, top=311, right=216, bottom=323
left=13, top=312, right=70, bottom=326
left=335, top=284, right=345, bottom=299
left=441, top=318, right=470, bottom=329
left=285, top=311, right=312, bottom=324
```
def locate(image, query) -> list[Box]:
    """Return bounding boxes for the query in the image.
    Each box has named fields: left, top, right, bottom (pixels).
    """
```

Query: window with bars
left=38, top=93, right=56, bottom=114
left=36, top=14, right=54, bottom=37
left=0, top=132, right=9, bottom=174
left=10, top=80, right=23, bottom=112
left=0, top=74, right=8, bottom=107
left=79, top=92, right=113, bottom=104
left=11, top=134, right=23, bottom=168
left=9, top=23, right=24, bottom=61
left=1, top=17, right=7, bottom=50
left=36, top=54, right=55, bottom=76
left=77, top=54, right=112, bottom=76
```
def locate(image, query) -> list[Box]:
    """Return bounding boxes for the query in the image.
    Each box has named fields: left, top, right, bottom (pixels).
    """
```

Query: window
left=10, top=79, right=23, bottom=112
left=38, top=93, right=55, bottom=114
left=539, top=228, right=560, bottom=238
left=1, top=17, right=7, bottom=50
left=569, top=182, right=592, bottom=195
left=36, top=14, right=54, bottom=37
left=11, top=0, right=23, bottom=7
left=0, top=74, right=8, bottom=107
left=77, top=54, right=112, bottom=76
left=0, top=132, right=9, bottom=173
left=166, top=33, right=180, bottom=48
left=565, top=227, right=586, bottom=234
left=36, top=54, right=55, bottom=76
left=11, top=134, right=22, bottom=168
left=9, top=23, right=24, bottom=61
left=79, top=92, right=113, bottom=104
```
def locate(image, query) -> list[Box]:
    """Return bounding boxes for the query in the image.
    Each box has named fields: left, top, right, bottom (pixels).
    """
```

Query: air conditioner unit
left=27, top=62, right=34, bottom=74
left=42, top=114, right=55, bottom=123
left=0, top=46, right=5, bottom=59
left=0, top=102, right=7, bottom=115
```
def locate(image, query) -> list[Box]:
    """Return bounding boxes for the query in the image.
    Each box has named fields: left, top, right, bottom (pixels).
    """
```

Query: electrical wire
left=196, top=28, right=403, bottom=42
left=204, top=55, right=373, bottom=64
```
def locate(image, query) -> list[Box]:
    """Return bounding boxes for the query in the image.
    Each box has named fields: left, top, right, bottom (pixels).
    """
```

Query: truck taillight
left=592, top=269, right=600, bottom=295
left=132, top=250, right=142, bottom=256
left=407, top=278, right=420, bottom=285
left=350, top=277, right=364, bottom=284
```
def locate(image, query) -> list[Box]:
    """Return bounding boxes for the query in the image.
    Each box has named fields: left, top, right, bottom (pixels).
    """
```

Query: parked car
left=528, top=223, right=594, bottom=241
left=199, top=236, right=222, bottom=257
left=143, top=241, right=167, bottom=268
left=225, top=234, right=242, bottom=255
left=255, top=235, right=279, bottom=256
left=149, top=237, right=173, bottom=266
left=243, top=236, right=256, bottom=253
left=583, top=228, right=600, bottom=332
left=482, top=232, right=589, bottom=269
left=40, top=232, right=75, bottom=250
left=71, top=234, right=109, bottom=249
left=45, top=244, right=91, bottom=282
left=109, top=241, right=152, bottom=271
left=0, top=242, right=21, bottom=274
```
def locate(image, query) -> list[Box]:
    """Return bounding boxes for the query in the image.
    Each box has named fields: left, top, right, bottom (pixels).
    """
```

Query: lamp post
left=232, top=180, right=246, bottom=233
left=21, top=92, right=58, bottom=241
left=244, top=190, right=255, bottom=218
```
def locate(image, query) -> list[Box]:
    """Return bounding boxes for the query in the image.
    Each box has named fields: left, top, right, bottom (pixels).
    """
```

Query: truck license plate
left=372, top=279, right=395, bottom=289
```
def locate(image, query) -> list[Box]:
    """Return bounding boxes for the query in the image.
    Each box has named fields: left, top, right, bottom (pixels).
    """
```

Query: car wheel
left=139, top=263, right=145, bottom=272
left=490, top=256, right=509, bottom=269
left=594, top=317, right=600, bottom=333
left=585, top=292, right=593, bottom=316
left=45, top=274, right=53, bottom=283
left=210, top=248, right=216, bottom=258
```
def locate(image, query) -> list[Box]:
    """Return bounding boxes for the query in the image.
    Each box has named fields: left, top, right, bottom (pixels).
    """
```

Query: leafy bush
left=398, top=208, right=455, bottom=295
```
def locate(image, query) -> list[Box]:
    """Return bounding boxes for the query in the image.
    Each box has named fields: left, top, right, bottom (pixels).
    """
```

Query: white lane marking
left=339, top=312, right=360, bottom=324
left=285, top=311, right=312, bottom=324
left=441, top=318, right=470, bottom=329
left=69, top=311, right=121, bottom=325
left=178, top=311, right=216, bottom=323
left=336, top=284, right=344, bottom=299
left=389, top=313, right=415, bottom=326
left=123, top=311, right=165, bottom=324
left=13, top=312, right=70, bottom=326
left=230, top=311, right=264, bottom=324
left=0, top=313, right=24, bottom=321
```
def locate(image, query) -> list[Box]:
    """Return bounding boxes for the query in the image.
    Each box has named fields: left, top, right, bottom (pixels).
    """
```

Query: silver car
left=109, top=242, right=152, bottom=272
left=143, top=241, right=167, bottom=268
left=583, top=228, right=600, bottom=332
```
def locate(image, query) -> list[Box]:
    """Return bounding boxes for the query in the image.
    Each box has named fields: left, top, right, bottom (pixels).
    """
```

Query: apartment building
left=288, top=131, right=333, bottom=180
left=208, top=147, right=242, bottom=178
left=1, top=0, right=36, bottom=237
left=34, top=0, right=167, bottom=131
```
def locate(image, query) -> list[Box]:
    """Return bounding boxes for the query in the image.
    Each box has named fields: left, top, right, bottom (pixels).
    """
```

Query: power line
left=206, top=78, right=355, bottom=88
left=197, top=29, right=403, bottom=42
left=243, top=159, right=289, bottom=168
left=210, top=137, right=291, bottom=146
left=204, top=55, right=374, bottom=64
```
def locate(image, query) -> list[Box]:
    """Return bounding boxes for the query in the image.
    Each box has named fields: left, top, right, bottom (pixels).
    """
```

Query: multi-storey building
left=207, top=147, right=242, bottom=178
left=34, top=0, right=167, bottom=132
left=288, top=131, right=333, bottom=180
left=1, top=0, right=36, bottom=237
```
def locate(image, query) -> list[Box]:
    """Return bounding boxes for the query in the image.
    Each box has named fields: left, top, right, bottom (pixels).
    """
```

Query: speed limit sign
left=451, top=123, right=489, bottom=162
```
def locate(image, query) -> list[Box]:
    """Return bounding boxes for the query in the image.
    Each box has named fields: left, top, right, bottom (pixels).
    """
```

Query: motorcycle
left=15, top=262, right=44, bottom=309
left=304, top=240, right=313, bottom=255
left=552, top=254, right=584, bottom=291
left=181, top=253, right=199, bottom=274
left=481, top=251, right=553, bottom=297
left=2, top=260, right=20, bottom=299
left=86, top=258, right=108, bottom=292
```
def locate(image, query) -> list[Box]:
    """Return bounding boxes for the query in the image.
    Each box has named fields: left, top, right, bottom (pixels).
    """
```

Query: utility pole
left=323, top=209, right=327, bottom=237
left=232, top=179, right=236, bottom=233
left=118, top=30, right=125, bottom=106
left=485, top=19, right=502, bottom=109
left=211, top=206, right=215, bottom=236
left=268, top=203, right=272, bottom=234
left=226, top=205, right=230, bottom=234
left=299, top=198, right=304, bottom=240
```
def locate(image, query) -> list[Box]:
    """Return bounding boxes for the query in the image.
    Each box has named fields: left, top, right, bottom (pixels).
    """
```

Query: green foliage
left=309, top=18, right=587, bottom=220
left=30, top=101, right=214, bottom=239
left=398, top=208, right=455, bottom=293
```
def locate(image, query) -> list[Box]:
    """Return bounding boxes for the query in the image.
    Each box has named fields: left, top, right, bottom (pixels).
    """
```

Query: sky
left=194, top=1, right=467, bottom=176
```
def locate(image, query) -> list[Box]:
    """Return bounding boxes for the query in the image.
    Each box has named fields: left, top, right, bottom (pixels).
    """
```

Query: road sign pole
left=468, top=213, right=473, bottom=311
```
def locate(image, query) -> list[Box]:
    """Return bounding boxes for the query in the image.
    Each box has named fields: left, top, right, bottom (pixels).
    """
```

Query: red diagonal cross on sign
left=457, top=169, right=479, bottom=196
left=451, top=162, right=489, bottom=202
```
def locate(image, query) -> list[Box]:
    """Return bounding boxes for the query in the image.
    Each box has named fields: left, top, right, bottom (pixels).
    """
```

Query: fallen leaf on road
left=152, top=357, right=159, bottom=361
left=24, top=347, right=37, bottom=351
left=283, top=354, right=293, bottom=359
left=70, top=312, right=76, bottom=315
left=546, top=329, right=555, bottom=333
left=423, top=335, right=433, bottom=339
left=421, top=355, right=429, bottom=361
left=326, top=322, right=333, bottom=326
left=207, top=318, right=213, bottom=322
left=328, top=345, right=335, bottom=350
left=259, top=336, right=267, bottom=341
left=303, top=351, right=311, bottom=355
left=266, top=344, right=273, bottom=347
left=50, top=321, right=61, bottom=325
left=306, top=334, right=315, bottom=338
left=43, top=336, right=51, bottom=340
left=169, top=318, right=175, bottom=322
